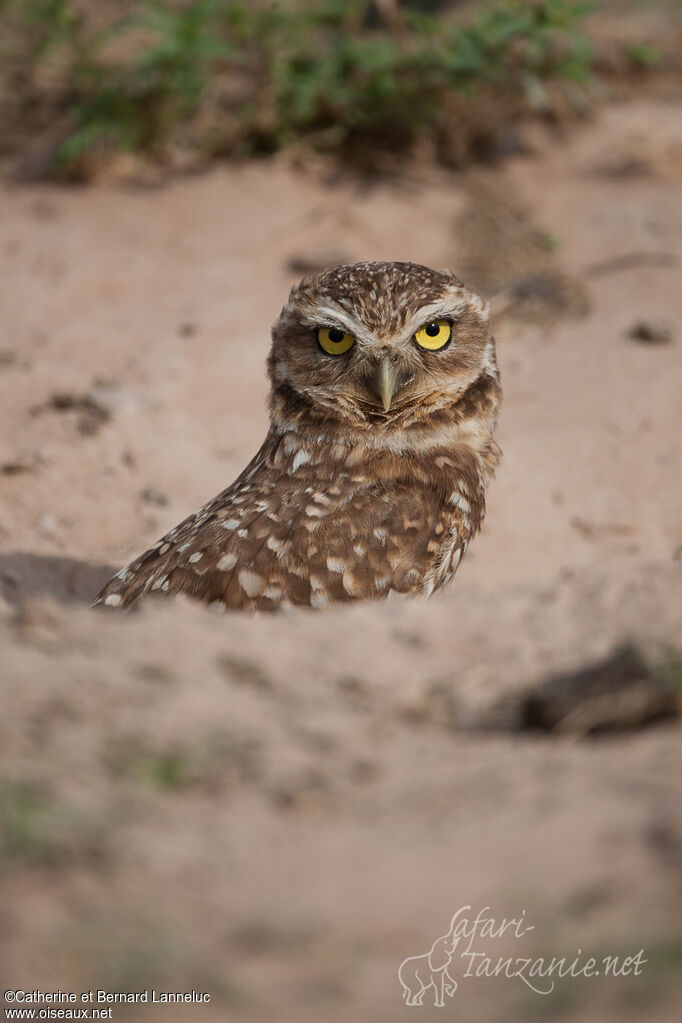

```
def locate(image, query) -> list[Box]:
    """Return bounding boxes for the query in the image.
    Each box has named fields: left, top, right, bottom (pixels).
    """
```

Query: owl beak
left=371, top=358, right=401, bottom=412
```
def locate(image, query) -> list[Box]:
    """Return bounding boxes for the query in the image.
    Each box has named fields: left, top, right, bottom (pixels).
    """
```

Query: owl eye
left=317, top=326, right=355, bottom=356
left=414, top=320, right=452, bottom=351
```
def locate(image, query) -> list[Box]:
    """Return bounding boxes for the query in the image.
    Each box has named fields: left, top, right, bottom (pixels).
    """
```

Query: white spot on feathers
left=238, top=570, right=265, bottom=597
left=342, top=570, right=362, bottom=597
left=449, top=492, right=471, bottom=513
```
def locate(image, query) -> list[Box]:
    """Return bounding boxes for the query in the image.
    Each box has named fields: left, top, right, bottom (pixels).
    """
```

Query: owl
left=94, top=261, right=501, bottom=612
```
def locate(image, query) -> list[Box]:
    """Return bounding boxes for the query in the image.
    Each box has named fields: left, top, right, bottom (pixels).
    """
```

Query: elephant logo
left=398, top=912, right=461, bottom=1007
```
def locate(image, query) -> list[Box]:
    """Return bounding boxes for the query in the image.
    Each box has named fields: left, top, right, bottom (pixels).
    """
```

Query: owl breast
left=96, top=426, right=487, bottom=612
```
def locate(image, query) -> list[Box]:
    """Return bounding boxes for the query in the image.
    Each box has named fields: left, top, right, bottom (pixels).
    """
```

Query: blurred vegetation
left=0, top=779, right=55, bottom=865
left=107, top=729, right=262, bottom=793
left=0, top=0, right=596, bottom=178
left=0, top=777, right=107, bottom=867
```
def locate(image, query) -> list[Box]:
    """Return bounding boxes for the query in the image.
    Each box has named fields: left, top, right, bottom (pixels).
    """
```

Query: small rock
left=0, top=349, right=18, bottom=369
left=140, top=486, right=168, bottom=507
left=627, top=319, right=674, bottom=344
left=1, top=459, right=35, bottom=476
left=38, top=391, right=112, bottom=436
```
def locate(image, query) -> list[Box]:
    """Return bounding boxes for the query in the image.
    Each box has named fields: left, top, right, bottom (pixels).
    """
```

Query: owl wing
left=94, top=457, right=462, bottom=612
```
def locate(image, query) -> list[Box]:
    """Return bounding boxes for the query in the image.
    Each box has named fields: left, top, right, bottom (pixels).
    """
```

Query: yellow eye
left=317, top=326, right=355, bottom=356
left=414, top=320, right=452, bottom=351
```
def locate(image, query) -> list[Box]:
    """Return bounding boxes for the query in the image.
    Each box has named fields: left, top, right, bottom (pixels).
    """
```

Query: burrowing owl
left=95, top=262, right=501, bottom=612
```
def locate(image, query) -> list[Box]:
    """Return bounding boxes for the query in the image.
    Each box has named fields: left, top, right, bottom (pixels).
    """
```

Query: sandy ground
left=1, top=95, right=681, bottom=1021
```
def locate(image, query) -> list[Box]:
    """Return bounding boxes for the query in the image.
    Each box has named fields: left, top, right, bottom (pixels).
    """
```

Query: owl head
left=268, top=261, right=495, bottom=432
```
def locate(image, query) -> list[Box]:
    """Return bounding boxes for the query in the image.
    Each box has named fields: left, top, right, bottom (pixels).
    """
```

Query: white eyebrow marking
left=304, top=302, right=360, bottom=336
left=402, top=291, right=484, bottom=338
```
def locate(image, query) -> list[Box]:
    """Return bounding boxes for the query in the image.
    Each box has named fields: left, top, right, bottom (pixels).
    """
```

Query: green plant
left=248, top=0, right=594, bottom=153
left=0, top=0, right=596, bottom=177
left=60, top=0, right=234, bottom=165
left=626, top=42, right=662, bottom=70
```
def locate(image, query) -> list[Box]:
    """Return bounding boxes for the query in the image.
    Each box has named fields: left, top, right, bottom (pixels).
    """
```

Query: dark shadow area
left=0, top=552, right=116, bottom=608
left=519, top=646, right=680, bottom=735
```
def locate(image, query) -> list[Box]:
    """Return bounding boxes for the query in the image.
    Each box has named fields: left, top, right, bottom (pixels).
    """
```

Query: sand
left=1, top=97, right=681, bottom=1021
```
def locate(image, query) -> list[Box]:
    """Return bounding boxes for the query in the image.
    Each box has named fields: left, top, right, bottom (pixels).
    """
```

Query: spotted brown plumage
left=94, top=261, right=501, bottom=612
